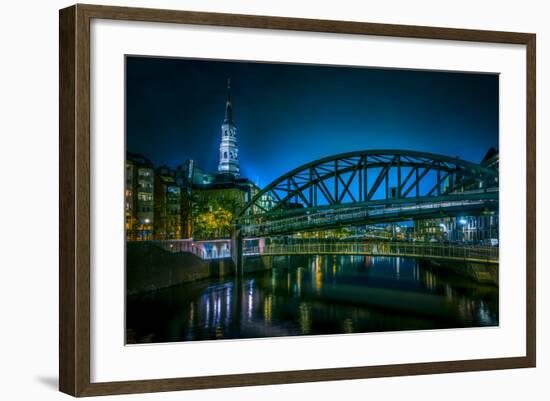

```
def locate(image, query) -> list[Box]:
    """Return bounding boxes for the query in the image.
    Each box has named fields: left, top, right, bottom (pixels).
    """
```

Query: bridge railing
left=149, top=239, right=231, bottom=260
left=242, top=199, right=497, bottom=237
left=243, top=242, right=499, bottom=263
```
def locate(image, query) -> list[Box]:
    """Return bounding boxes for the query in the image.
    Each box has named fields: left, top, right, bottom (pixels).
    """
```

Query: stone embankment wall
left=127, top=243, right=283, bottom=295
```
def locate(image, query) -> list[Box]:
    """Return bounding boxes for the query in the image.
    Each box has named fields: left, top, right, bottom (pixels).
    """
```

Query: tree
left=191, top=196, right=241, bottom=240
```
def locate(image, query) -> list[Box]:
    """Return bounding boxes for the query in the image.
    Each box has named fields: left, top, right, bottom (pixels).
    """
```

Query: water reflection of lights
left=128, top=255, right=499, bottom=343
left=287, top=272, right=291, bottom=293
left=296, top=268, right=303, bottom=296
left=204, top=296, right=210, bottom=328
left=263, top=294, right=273, bottom=322
left=424, top=269, right=437, bottom=291
left=315, top=270, right=323, bottom=293
left=299, top=302, right=311, bottom=334
left=316, top=255, right=322, bottom=269
left=214, top=296, right=222, bottom=327
left=364, top=256, right=373, bottom=268
left=313, top=256, right=323, bottom=294
left=477, top=300, right=492, bottom=325
left=413, top=264, right=419, bottom=281
left=215, top=326, right=223, bottom=339
left=188, top=302, right=195, bottom=328
left=225, top=286, right=232, bottom=324
left=247, top=280, right=255, bottom=320
left=457, top=298, right=476, bottom=320
left=271, top=270, right=277, bottom=290
left=396, top=257, right=400, bottom=280
left=445, top=284, right=453, bottom=301
left=343, top=318, right=354, bottom=333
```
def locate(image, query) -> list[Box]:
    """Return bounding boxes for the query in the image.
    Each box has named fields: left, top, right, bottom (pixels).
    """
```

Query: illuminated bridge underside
left=244, top=242, right=499, bottom=264
left=238, top=150, right=498, bottom=236
left=241, top=196, right=497, bottom=237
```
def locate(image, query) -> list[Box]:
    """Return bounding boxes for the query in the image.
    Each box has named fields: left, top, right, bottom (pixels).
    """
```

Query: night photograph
left=124, top=56, right=499, bottom=344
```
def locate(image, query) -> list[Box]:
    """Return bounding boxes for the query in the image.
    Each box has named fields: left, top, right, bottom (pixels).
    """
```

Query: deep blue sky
left=126, top=56, right=498, bottom=187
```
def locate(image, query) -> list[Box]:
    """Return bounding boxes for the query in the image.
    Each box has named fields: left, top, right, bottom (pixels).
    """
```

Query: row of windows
left=133, top=206, right=182, bottom=215
left=138, top=181, right=153, bottom=190
left=133, top=195, right=181, bottom=205
left=138, top=193, right=153, bottom=202
left=138, top=169, right=153, bottom=177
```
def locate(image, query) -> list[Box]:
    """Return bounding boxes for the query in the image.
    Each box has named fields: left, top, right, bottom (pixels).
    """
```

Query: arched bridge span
left=237, top=150, right=498, bottom=236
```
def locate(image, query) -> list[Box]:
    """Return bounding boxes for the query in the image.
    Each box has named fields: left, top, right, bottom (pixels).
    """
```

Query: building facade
left=126, top=153, right=155, bottom=240
left=413, top=148, right=499, bottom=244
left=414, top=215, right=498, bottom=244
left=154, top=167, right=183, bottom=240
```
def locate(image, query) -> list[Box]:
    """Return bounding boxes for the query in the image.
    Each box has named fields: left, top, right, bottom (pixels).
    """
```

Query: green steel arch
left=238, top=149, right=498, bottom=221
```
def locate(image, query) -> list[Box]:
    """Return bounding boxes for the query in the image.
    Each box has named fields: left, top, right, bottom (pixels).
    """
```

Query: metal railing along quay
left=150, top=239, right=231, bottom=260
left=142, top=238, right=498, bottom=264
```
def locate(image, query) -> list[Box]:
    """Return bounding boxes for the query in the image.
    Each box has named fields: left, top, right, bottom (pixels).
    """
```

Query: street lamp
left=144, top=218, right=151, bottom=240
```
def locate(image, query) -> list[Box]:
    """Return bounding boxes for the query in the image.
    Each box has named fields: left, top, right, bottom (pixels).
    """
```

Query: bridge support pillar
left=231, top=229, right=244, bottom=277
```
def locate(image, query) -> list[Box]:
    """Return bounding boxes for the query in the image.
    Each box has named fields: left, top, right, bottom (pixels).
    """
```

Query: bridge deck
left=241, top=199, right=498, bottom=237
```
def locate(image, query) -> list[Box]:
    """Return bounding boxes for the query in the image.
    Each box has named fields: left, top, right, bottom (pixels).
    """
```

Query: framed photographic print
left=59, top=4, right=536, bottom=397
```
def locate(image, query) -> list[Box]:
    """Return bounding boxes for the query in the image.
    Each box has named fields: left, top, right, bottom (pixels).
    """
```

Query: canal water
left=126, top=255, right=498, bottom=344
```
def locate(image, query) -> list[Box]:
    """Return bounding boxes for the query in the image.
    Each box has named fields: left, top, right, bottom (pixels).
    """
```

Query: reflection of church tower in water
left=217, top=79, right=240, bottom=178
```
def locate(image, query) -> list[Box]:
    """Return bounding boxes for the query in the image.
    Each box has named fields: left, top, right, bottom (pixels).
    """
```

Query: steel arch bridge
left=236, top=150, right=498, bottom=237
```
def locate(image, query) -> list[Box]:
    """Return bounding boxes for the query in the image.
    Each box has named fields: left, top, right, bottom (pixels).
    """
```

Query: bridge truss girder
left=238, top=150, right=498, bottom=226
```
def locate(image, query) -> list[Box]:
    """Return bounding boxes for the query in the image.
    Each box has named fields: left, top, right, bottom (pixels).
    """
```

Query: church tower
left=217, top=79, right=240, bottom=178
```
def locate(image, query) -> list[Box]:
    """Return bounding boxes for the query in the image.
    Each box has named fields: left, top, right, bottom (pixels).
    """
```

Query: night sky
left=126, top=56, right=498, bottom=187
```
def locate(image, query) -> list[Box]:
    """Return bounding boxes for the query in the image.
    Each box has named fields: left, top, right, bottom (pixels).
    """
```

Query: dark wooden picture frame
left=59, top=3, right=536, bottom=397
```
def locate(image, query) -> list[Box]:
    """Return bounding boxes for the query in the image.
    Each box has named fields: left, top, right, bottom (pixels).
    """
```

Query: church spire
left=224, top=78, right=233, bottom=124
left=218, top=78, right=240, bottom=178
